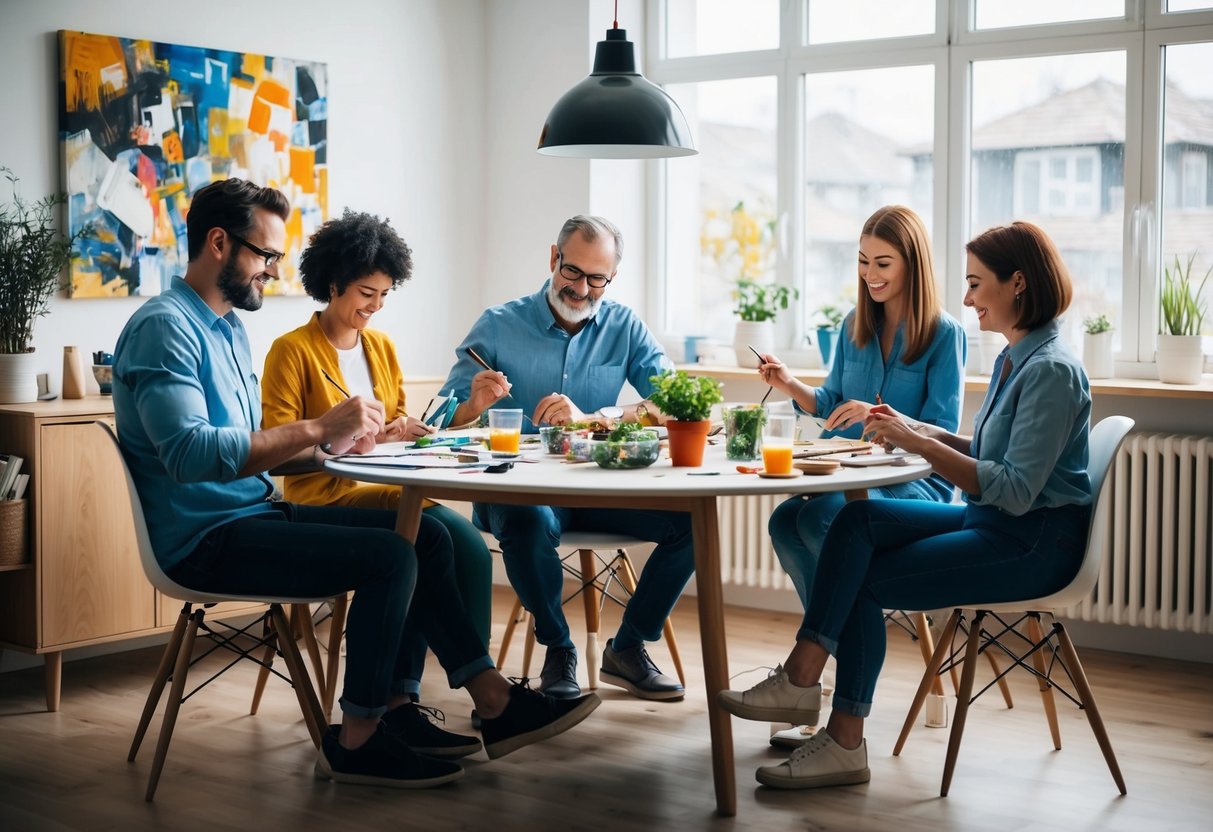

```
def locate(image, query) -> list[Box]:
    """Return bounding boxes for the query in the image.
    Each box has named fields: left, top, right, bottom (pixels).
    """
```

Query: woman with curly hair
left=262, top=210, right=493, bottom=758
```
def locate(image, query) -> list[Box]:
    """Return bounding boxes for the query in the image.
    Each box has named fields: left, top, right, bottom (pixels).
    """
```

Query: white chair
left=99, top=422, right=330, bottom=801
left=486, top=531, right=686, bottom=689
left=893, top=415, right=1134, bottom=796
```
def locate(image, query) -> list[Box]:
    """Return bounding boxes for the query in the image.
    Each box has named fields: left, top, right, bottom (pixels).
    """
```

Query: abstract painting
left=58, top=30, right=328, bottom=297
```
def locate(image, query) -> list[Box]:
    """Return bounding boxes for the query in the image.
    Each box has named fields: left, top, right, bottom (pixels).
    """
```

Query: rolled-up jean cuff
left=394, top=679, right=422, bottom=698
left=338, top=696, right=389, bottom=720
left=798, top=628, right=838, bottom=656
left=831, top=694, right=872, bottom=718
left=447, top=655, right=495, bottom=690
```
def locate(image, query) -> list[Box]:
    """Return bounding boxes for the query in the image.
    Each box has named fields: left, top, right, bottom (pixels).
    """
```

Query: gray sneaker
left=600, top=639, right=685, bottom=701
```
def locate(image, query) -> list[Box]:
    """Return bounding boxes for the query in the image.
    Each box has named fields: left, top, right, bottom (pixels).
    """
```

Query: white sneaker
left=718, top=665, right=821, bottom=724
left=756, top=731, right=871, bottom=790
left=769, top=723, right=817, bottom=749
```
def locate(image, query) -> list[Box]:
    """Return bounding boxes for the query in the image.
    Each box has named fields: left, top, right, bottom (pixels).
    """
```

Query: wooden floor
left=1, top=587, right=1210, bottom=831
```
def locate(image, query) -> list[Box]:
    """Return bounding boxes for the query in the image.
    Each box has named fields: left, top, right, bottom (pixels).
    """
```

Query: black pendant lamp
left=537, top=6, right=696, bottom=159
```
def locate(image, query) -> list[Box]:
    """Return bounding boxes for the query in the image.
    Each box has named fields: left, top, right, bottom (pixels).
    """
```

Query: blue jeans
left=474, top=503, right=695, bottom=652
left=801, top=499, right=1090, bottom=718
left=166, top=502, right=495, bottom=719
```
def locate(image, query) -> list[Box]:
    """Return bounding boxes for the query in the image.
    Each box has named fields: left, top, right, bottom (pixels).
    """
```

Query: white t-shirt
left=336, top=336, right=376, bottom=401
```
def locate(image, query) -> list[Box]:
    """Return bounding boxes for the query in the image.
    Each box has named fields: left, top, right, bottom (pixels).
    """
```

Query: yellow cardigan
left=261, top=312, right=411, bottom=509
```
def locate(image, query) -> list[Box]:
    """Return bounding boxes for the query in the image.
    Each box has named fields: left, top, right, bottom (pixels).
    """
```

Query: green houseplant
left=0, top=168, right=77, bottom=402
left=811, top=303, right=849, bottom=369
left=1157, top=253, right=1210, bottom=384
left=1082, top=313, right=1114, bottom=379
left=648, top=369, right=724, bottom=466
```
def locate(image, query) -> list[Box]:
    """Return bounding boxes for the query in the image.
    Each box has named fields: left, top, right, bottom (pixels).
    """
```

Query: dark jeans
left=474, top=503, right=695, bottom=652
left=802, top=499, right=1090, bottom=717
left=167, top=502, right=494, bottom=719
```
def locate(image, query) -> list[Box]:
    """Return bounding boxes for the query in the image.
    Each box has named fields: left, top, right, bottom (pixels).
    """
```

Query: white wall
left=0, top=0, right=487, bottom=384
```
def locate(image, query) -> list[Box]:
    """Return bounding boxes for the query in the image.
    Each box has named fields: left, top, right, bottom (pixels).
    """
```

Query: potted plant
left=1082, top=313, right=1114, bottom=379
left=810, top=303, right=847, bottom=369
left=1157, top=252, right=1209, bottom=385
left=648, top=369, right=723, bottom=467
left=732, top=279, right=799, bottom=366
left=0, top=168, right=77, bottom=403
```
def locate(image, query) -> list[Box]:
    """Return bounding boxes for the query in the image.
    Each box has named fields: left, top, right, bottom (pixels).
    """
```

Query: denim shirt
left=967, top=320, right=1092, bottom=516
left=801, top=312, right=967, bottom=500
left=113, top=277, right=276, bottom=570
left=442, top=281, right=672, bottom=431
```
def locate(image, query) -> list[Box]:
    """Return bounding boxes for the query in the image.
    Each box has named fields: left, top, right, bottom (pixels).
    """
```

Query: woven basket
left=0, top=499, right=29, bottom=566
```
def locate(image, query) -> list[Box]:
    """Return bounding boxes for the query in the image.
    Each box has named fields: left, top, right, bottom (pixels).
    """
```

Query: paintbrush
left=747, top=344, right=774, bottom=405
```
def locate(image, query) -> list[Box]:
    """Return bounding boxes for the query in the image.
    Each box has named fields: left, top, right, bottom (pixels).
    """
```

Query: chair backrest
left=96, top=421, right=326, bottom=605
left=985, top=415, right=1135, bottom=613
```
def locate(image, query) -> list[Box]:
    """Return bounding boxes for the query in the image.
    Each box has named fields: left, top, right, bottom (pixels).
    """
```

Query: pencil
left=321, top=369, right=351, bottom=398
left=466, top=347, right=495, bottom=373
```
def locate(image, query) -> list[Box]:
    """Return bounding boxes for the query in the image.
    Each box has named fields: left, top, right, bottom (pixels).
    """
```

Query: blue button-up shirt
left=441, top=281, right=672, bottom=429
left=803, top=312, right=967, bottom=500
left=113, top=277, right=276, bottom=570
left=967, top=320, right=1092, bottom=516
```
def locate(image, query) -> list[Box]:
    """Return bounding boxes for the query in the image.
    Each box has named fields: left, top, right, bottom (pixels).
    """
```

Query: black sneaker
left=600, top=638, right=685, bottom=701
left=382, top=702, right=483, bottom=759
left=480, top=682, right=601, bottom=760
left=539, top=646, right=581, bottom=700
left=314, top=724, right=464, bottom=788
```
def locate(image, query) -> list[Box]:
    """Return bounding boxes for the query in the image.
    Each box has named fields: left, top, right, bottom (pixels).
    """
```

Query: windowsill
left=676, top=364, right=1213, bottom=400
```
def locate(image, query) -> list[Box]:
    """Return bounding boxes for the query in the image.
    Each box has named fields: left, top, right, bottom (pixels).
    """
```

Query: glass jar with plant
left=0, top=168, right=79, bottom=403
left=1157, top=252, right=1210, bottom=384
left=1082, top=313, right=1114, bottom=379
left=722, top=403, right=766, bottom=461
left=648, top=369, right=724, bottom=467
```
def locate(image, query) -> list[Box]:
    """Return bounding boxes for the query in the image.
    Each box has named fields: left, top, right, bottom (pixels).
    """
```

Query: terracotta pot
left=666, top=419, right=712, bottom=467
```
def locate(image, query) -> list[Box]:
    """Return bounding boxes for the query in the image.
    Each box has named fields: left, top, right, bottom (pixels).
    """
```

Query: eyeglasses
left=556, top=252, right=612, bottom=289
left=227, top=231, right=285, bottom=271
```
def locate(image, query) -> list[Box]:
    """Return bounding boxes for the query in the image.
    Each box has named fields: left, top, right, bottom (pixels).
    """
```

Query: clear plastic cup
left=488, top=409, right=524, bottom=453
left=762, top=414, right=796, bottom=474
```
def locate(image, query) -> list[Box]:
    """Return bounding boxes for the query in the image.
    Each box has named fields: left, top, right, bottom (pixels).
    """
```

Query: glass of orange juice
left=488, top=409, right=524, bottom=453
left=761, top=414, right=796, bottom=474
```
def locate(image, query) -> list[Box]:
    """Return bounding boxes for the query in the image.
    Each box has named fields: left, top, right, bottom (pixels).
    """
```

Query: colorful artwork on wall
left=58, top=30, right=328, bottom=297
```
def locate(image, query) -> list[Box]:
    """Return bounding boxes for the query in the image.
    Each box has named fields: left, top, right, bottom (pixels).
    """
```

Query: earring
left=1015, top=292, right=1023, bottom=305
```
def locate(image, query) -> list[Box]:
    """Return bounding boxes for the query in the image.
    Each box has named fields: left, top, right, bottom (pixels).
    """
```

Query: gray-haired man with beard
left=441, top=215, right=693, bottom=705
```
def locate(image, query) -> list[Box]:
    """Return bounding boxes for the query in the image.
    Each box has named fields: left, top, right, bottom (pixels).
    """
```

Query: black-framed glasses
left=556, top=252, right=612, bottom=288
left=227, top=231, right=285, bottom=271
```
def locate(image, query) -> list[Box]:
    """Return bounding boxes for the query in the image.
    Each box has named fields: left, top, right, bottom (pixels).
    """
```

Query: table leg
left=691, top=496, right=735, bottom=817
left=395, top=487, right=424, bottom=541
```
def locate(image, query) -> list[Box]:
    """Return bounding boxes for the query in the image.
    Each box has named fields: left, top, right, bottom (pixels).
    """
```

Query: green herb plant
left=648, top=370, right=724, bottom=423
left=815, top=304, right=847, bottom=330
left=1083, top=313, right=1113, bottom=335
left=724, top=405, right=766, bottom=461
left=0, top=167, right=80, bottom=353
left=1160, top=253, right=1210, bottom=337
left=734, top=280, right=799, bottom=323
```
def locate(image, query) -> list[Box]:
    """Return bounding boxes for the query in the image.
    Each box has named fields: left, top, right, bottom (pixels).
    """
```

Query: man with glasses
left=113, top=180, right=600, bottom=789
left=441, top=215, right=692, bottom=704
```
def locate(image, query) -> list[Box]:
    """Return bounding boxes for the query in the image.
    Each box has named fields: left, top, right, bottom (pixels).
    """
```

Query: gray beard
left=217, top=252, right=264, bottom=312
left=547, top=280, right=600, bottom=323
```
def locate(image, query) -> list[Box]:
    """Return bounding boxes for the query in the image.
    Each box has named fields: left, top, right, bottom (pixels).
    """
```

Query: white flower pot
left=0, top=351, right=39, bottom=404
left=1156, top=334, right=1204, bottom=384
left=1083, top=331, right=1114, bottom=379
left=734, top=320, right=775, bottom=368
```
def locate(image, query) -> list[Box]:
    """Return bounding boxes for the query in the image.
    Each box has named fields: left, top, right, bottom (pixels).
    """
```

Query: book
left=9, top=474, right=29, bottom=501
left=0, top=454, right=23, bottom=501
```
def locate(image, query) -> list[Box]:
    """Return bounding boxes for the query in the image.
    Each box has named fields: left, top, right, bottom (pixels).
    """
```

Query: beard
left=547, top=279, right=601, bottom=324
left=217, top=251, right=264, bottom=312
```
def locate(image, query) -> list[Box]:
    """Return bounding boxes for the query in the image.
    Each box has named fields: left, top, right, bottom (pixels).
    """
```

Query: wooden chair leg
left=130, top=604, right=190, bottom=762
left=269, top=604, right=326, bottom=749
left=985, top=647, right=1015, bottom=709
left=144, top=608, right=202, bottom=802
left=249, top=613, right=277, bottom=715
left=616, top=552, right=685, bottom=684
left=941, top=610, right=986, bottom=797
left=1055, top=622, right=1127, bottom=794
left=1025, top=614, right=1060, bottom=747
left=521, top=616, right=537, bottom=678
left=912, top=612, right=947, bottom=697
left=895, top=609, right=961, bottom=755
left=322, top=593, right=349, bottom=719
left=578, top=549, right=602, bottom=689
left=496, top=595, right=526, bottom=669
left=295, top=603, right=327, bottom=704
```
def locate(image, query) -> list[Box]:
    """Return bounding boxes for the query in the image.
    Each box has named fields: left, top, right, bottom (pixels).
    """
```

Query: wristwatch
left=596, top=406, right=623, bottom=421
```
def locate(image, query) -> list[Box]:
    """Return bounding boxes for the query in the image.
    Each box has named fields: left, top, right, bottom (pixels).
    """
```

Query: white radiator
left=717, top=432, right=1213, bottom=634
